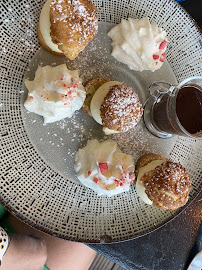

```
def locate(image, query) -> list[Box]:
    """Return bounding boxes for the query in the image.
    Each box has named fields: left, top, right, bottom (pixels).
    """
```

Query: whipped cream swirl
left=108, top=17, right=168, bottom=72
left=24, top=64, right=86, bottom=123
left=75, top=139, right=135, bottom=196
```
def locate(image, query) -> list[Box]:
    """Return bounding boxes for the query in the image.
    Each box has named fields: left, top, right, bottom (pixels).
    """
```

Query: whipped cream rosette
left=24, top=64, right=86, bottom=123
left=74, top=139, right=135, bottom=196
left=108, top=17, right=168, bottom=72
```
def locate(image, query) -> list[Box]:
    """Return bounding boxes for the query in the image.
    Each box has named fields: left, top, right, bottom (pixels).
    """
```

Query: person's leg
left=8, top=215, right=96, bottom=270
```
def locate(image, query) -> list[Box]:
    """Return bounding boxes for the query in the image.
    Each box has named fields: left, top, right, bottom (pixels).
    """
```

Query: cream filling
left=90, top=81, right=122, bottom=135
left=39, top=0, right=63, bottom=53
left=136, top=160, right=164, bottom=205
left=103, top=127, right=120, bottom=135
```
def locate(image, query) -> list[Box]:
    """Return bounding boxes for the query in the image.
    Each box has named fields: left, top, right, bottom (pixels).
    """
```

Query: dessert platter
left=0, top=0, right=201, bottom=243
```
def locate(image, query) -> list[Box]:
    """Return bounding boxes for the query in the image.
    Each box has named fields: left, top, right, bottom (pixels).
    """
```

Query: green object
left=0, top=204, right=49, bottom=270
left=0, top=204, right=7, bottom=219
left=0, top=217, right=16, bottom=234
left=0, top=204, right=15, bottom=233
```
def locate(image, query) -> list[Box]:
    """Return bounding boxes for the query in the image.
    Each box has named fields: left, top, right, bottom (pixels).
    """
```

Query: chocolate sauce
left=153, top=85, right=202, bottom=135
left=153, top=94, right=176, bottom=134
left=176, top=85, right=202, bottom=134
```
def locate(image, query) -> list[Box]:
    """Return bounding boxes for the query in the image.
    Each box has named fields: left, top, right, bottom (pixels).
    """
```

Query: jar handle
left=148, top=82, right=175, bottom=101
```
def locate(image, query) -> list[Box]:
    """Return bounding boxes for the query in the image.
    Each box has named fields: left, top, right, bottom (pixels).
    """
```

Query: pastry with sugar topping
left=90, top=81, right=143, bottom=135
left=108, top=17, right=168, bottom=72
left=24, top=64, right=86, bottom=123
left=135, top=153, right=192, bottom=210
left=74, top=139, right=135, bottom=196
left=38, top=0, right=98, bottom=59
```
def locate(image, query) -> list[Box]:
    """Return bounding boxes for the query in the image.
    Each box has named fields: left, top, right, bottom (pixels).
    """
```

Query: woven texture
left=0, top=0, right=202, bottom=243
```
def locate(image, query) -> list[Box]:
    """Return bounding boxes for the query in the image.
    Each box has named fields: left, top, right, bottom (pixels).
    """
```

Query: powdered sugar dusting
left=142, top=161, right=191, bottom=210
left=109, top=123, right=159, bottom=163
left=50, top=0, right=98, bottom=58
left=100, top=83, right=143, bottom=132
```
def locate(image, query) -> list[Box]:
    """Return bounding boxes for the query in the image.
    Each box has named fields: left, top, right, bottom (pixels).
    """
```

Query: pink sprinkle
left=61, top=76, right=64, bottom=81
left=41, top=95, right=43, bottom=97
left=88, top=171, right=91, bottom=176
left=64, top=103, right=67, bottom=105
left=160, top=52, right=166, bottom=62
left=159, top=40, right=167, bottom=50
left=68, top=91, right=72, bottom=95
left=120, top=182, right=123, bottom=187
left=30, top=96, right=34, bottom=99
left=114, top=179, right=119, bottom=186
left=64, top=84, right=67, bottom=87
left=93, top=178, right=98, bottom=183
left=99, top=163, right=108, bottom=174
left=153, top=54, right=159, bottom=60
left=62, top=95, right=65, bottom=98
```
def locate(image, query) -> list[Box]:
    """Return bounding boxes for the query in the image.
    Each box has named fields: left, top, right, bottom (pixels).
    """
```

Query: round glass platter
left=21, top=23, right=178, bottom=182
left=0, top=0, right=202, bottom=243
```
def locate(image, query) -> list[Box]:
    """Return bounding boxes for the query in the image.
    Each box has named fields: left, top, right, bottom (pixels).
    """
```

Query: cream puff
left=90, top=81, right=143, bottom=134
left=74, top=139, right=135, bottom=196
left=135, top=154, right=192, bottom=210
left=38, top=0, right=98, bottom=60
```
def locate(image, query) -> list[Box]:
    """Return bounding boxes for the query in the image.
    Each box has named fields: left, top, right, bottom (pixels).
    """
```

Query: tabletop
left=90, top=192, right=202, bottom=270
left=0, top=1, right=201, bottom=267
left=89, top=1, right=202, bottom=269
